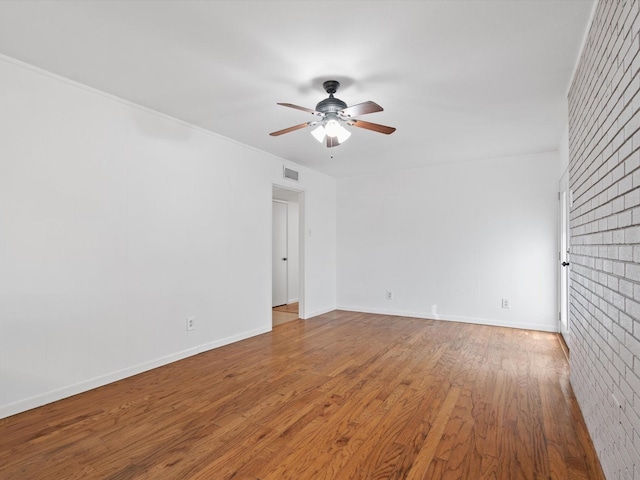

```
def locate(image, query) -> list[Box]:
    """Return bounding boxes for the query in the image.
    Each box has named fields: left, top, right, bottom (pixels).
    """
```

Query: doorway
left=272, top=186, right=304, bottom=326
left=558, top=169, right=570, bottom=345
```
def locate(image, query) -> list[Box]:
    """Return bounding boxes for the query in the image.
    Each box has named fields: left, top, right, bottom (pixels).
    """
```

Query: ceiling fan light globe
left=310, top=125, right=326, bottom=143
left=336, top=127, right=351, bottom=143
left=324, top=119, right=341, bottom=137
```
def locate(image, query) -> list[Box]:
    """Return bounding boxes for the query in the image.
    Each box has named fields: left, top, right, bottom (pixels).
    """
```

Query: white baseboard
left=336, top=305, right=558, bottom=333
left=302, top=305, right=337, bottom=320
left=0, top=325, right=272, bottom=420
left=0, top=308, right=556, bottom=420
left=198, top=325, right=271, bottom=353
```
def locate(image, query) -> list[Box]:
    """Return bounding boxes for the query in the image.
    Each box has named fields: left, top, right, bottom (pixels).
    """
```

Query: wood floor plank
left=405, top=385, right=461, bottom=480
left=0, top=311, right=606, bottom=479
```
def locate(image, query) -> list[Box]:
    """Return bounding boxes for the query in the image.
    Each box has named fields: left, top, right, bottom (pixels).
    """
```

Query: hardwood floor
left=272, top=302, right=299, bottom=314
left=0, top=311, right=605, bottom=479
left=272, top=302, right=299, bottom=326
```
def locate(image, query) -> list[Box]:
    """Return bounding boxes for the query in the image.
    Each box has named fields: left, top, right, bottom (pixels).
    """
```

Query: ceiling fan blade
left=348, top=119, right=396, bottom=135
left=277, top=103, right=322, bottom=116
left=269, top=122, right=311, bottom=136
left=326, top=136, right=340, bottom=148
left=340, top=101, right=383, bottom=117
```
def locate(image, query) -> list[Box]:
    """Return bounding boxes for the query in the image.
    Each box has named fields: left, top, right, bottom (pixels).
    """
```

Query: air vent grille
left=283, top=167, right=299, bottom=181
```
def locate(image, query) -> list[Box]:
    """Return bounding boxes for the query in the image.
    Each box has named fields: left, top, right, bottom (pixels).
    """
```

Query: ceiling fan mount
left=270, top=80, right=396, bottom=148
left=322, top=80, right=340, bottom=95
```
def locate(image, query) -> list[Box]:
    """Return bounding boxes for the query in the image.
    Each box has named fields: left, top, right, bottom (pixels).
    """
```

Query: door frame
left=272, top=185, right=305, bottom=319
left=558, top=168, right=571, bottom=342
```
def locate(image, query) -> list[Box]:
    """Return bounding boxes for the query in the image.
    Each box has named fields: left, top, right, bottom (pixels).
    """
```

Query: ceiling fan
left=269, top=80, right=396, bottom=148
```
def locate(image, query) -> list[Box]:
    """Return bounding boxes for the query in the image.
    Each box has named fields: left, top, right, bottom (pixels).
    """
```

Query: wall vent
left=283, top=167, right=299, bottom=181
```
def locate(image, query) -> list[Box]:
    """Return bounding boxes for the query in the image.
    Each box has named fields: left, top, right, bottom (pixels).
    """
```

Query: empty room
left=0, top=1, right=638, bottom=478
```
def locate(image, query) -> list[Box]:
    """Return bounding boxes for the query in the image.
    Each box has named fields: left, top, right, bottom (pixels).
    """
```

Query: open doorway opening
left=272, top=186, right=304, bottom=327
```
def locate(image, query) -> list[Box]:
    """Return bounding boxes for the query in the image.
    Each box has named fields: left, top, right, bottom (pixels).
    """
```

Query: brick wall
left=568, top=1, right=640, bottom=478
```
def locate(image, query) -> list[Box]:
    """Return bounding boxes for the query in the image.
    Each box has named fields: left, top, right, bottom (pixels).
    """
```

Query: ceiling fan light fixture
left=335, top=125, right=351, bottom=143
left=311, top=125, right=326, bottom=143
left=324, top=116, right=351, bottom=143
left=324, top=118, right=341, bottom=137
left=311, top=119, right=351, bottom=146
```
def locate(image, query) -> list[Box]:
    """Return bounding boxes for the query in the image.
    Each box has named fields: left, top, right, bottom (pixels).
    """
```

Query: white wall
left=0, top=56, right=337, bottom=418
left=559, top=125, right=570, bottom=178
left=337, top=151, right=560, bottom=331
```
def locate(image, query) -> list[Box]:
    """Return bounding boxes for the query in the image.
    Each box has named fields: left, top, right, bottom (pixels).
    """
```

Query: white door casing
left=559, top=170, right=570, bottom=339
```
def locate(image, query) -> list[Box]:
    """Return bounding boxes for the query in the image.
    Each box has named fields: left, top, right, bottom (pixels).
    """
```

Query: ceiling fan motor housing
left=316, top=96, right=347, bottom=114
left=316, top=80, right=347, bottom=114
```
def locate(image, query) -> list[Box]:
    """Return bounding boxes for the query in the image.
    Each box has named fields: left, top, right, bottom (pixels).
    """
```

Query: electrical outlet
left=386, top=291, right=393, bottom=300
left=502, top=298, right=510, bottom=309
left=186, top=316, right=195, bottom=331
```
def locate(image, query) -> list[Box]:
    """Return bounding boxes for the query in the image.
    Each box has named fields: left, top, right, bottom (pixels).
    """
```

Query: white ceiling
left=0, top=0, right=594, bottom=178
